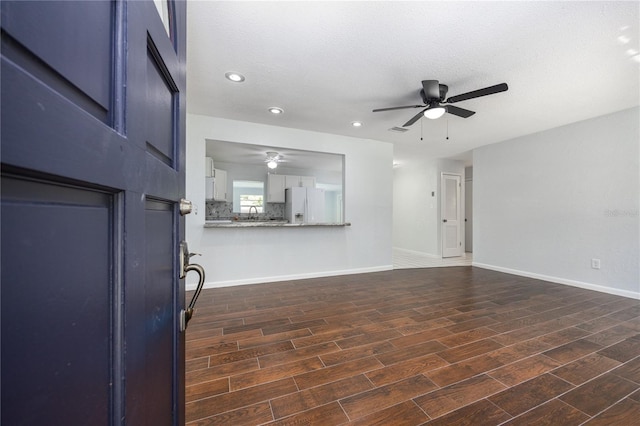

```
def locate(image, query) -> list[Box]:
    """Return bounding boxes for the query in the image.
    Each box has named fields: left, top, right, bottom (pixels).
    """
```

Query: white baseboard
left=392, top=247, right=440, bottom=259
left=186, top=265, right=394, bottom=291
left=473, top=262, right=640, bottom=300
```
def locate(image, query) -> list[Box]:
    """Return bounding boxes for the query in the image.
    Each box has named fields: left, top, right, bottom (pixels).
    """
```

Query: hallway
left=393, top=248, right=473, bottom=269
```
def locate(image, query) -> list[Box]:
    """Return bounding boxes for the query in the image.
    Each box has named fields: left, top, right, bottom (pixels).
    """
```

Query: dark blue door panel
left=1, top=1, right=112, bottom=121
left=1, top=177, right=113, bottom=425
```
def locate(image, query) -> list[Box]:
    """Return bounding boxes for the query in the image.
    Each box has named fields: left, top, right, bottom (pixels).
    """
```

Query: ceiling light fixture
left=617, top=35, right=631, bottom=45
left=351, top=121, right=363, bottom=127
left=423, top=105, right=446, bottom=120
left=268, top=107, right=284, bottom=115
left=224, top=72, right=245, bottom=82
left=266, top=151, right=280, bottom=169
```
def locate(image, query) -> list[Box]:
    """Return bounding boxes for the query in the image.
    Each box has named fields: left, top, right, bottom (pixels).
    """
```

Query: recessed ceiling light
left=225, top=72, right=245, bottom=82
left=617, top=35, right=631, bottom=45
left=351, top=121, right=363, bottom=127
left=268, top=107, right=284, bottom=114
left=627, top=48, right=639, bottom=56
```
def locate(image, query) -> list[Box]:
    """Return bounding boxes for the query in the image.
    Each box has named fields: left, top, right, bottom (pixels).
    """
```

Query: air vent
left=388, top=126, right=409, bottom=133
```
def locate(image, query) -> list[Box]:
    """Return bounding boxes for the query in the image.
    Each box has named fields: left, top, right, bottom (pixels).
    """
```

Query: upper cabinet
left=267, top=174, right=316, bottom=203
left=267, top=174, right=286, bottom=203
left=284, top=175, right=299, bottom=190
left=285, top=175, right=316, bottom=189
left=206, top=168, right=228, bottom=201
left=299, top=176, right=316, bottom=188
left=205, top=157, right=214, bottom=177
left=213, top=169, right=227, bottom=201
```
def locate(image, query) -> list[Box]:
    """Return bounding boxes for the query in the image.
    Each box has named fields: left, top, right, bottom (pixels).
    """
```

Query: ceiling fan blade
left=403, top=108, right=427, bottom=127
left=422, top=80, right=440, bottom=100
left=446, top=105, right=476, bottom=118
left=372, top=105, right=424, bottom=112
left=446, top=83, right=508, bottom=104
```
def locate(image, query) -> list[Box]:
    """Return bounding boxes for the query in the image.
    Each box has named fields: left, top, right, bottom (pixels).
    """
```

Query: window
left=233, top=180, right=264, bottom=213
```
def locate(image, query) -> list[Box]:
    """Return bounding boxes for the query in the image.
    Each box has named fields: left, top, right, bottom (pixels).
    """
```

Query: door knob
left=443, top=219, right=448, bottom=223
left=179, top=198, right=193, bottom=216
left=179, top=241, right=205, bottom=330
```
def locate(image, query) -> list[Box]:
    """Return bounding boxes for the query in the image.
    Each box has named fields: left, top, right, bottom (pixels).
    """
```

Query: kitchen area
left=184, top=114, right=393, bottom=289
left=204, top=139, right=348, bottom=228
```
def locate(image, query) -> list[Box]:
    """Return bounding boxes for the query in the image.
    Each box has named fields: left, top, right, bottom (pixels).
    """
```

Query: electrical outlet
left=591, top=258, right=601, bottom=269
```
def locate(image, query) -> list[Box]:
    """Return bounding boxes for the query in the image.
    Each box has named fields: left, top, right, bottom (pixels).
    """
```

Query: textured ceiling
left=187, top=1, right=640, bottom=166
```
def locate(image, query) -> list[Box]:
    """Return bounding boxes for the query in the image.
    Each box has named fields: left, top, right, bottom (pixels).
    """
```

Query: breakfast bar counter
left=204, top=220, right=351, bottom=228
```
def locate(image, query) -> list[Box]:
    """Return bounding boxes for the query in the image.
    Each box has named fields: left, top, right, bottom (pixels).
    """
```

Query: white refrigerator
left=285, top=187, right=325, bottom=224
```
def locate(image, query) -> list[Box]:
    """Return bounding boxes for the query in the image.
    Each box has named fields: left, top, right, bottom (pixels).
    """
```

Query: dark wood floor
left=185, top=267, right=640, bottom=425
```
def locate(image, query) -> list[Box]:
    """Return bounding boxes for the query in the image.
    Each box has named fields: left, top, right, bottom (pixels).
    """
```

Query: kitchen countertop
left=204, top=220, right=351, bottom=228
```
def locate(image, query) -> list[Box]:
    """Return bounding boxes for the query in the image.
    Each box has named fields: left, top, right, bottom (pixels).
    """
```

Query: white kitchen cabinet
left=267, top=174, right=286, bottom=203
left=205, top=177, right=214, bottom=199
left=284, top=175, right=300, bottom=189
left=212, top=168, right=227, bottom=201
left=205, top=157, right=214, bottom=177
left=285, top=175, right=316, bottom=188
left=299, top=176, right=316, bottom=188
left=267, top=174, right=316, bottom=202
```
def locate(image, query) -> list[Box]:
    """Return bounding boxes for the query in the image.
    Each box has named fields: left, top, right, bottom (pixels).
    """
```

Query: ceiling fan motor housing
left=420, top=84, right=449, bottom=103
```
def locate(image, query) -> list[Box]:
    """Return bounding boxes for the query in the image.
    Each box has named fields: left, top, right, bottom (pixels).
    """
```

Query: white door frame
left=441, top=173, right=462, bottom=258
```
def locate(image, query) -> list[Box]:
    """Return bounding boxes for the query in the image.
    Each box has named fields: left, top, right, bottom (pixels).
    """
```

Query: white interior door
left=442, top=173, right=462, bottom=258
left=465, top=179, right=473, bottom=252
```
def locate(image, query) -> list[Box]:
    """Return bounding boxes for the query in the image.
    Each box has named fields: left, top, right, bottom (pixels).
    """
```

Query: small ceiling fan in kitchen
left=373, top=80, right=508, bottom=127
left=264, top=151, right=284, bottom=169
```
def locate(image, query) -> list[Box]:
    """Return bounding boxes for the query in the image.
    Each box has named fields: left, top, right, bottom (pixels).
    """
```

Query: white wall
left=393, top=158, right=465, bottom=257
left=186, top=114, right=393, bottom=288
left=474, top=107, right=640, bottom=298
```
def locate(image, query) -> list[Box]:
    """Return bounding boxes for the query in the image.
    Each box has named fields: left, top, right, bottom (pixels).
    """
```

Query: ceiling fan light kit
left=373, top=79, right=508, bottom=127
left=424, top=105, right=446, bottom=119
left=265, top=151, right=281, bottom=169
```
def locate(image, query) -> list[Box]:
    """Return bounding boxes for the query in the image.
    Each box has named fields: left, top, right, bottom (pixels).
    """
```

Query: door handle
left=179, top=241, right=205, bottom=330
left=443, top=219, right=448, bottom=223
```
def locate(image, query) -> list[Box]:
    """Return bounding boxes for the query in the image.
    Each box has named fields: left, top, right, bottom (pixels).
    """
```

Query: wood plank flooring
left=185, top=267, right=640, bottom=425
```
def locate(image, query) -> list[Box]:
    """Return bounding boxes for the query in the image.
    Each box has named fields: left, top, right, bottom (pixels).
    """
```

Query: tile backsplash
left=206, top=201, right=285, bottom=220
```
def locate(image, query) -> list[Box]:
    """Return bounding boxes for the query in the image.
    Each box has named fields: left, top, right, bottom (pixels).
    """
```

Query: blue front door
left=1, top=1, right=187, bottom=424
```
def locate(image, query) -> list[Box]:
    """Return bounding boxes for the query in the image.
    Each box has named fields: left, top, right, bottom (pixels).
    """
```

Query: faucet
left=248, top=206, right=258, bottom=220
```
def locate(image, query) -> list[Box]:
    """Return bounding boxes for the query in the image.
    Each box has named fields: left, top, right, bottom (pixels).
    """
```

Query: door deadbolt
left=179, top=198, right=193, bottom=216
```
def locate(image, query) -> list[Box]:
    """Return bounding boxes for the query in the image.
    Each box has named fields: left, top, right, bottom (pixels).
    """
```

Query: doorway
left=465, top=167, right=473, bottom=252
left=441, top=173, right=462, bottom=258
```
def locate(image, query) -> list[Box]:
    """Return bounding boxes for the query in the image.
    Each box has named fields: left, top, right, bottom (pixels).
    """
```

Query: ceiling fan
left=265, top=151, right=284, bottom=169
left=373, top=80, right=508, bottom=127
